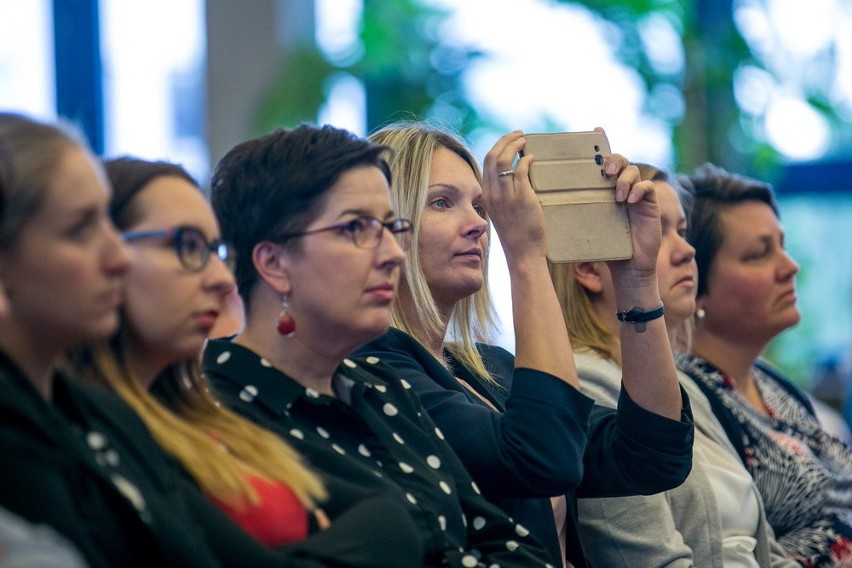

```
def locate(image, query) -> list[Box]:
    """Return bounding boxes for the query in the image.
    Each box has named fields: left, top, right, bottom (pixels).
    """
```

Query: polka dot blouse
left=203, top=338, right=554, bottom=568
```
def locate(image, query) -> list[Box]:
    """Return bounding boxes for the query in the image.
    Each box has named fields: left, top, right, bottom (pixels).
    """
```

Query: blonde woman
left=550, top=163, right=795, bottom=567
left=355, top=123, right=694, bottom=567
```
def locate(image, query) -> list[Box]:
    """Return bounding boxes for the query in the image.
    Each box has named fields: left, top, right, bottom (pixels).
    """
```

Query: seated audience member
left=676, top=162, right=852, bottom=566
left=0, top=112, right=222, bottom=567
left=0, top=145, right=87, bottom=568
left=549, top=163, right=796, bottom=567
left=62, top=156, right=421, bottom=567
left=203, top=123, right=555, bottom=567
left=355, top=123, right=694, bottom=567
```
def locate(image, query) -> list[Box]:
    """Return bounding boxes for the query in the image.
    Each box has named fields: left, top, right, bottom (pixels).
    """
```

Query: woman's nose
left=377, top=226, right=405, bottom=269
left=464, top=207, right=488, bottom=239
left=104, top=222, right=132, bottom=275
left=778, top=248, right=799, bottom=280
left=673, top=234, right=695, bottom=264
left=205, top=254, right=237, bottom=295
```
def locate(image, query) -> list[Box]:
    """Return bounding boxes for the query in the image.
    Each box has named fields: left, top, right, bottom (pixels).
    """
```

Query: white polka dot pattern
left=215, top=351, right=231, bottom=364
left=86, top=431, right=106, bottom=450
left=238, top=385, right=258, bottom=402
left=383, top=403, right=398, bottom=416
left=304, top=388, right=320, bottom=399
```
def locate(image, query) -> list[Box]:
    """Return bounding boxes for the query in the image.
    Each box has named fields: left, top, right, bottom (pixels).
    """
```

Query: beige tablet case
left=522, top=131, right=633, bottom=263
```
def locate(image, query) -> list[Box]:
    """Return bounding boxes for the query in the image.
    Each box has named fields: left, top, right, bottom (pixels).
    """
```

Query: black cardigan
left=357, top=327, right=695, bottom=567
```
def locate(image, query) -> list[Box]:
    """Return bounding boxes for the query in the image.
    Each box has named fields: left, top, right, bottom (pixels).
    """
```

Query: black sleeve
left=357, top=332, right=594, bottom=499
left=578, top=386, right=695, bottom=497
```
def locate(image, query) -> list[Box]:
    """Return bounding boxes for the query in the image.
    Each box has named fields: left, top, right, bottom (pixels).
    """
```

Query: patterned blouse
left=676, top=352, right=852, bottom=567
left=202, top=338, right=554, bottom=568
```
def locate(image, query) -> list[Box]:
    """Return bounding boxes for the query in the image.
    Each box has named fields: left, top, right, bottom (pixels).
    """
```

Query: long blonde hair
left=548, top=260, right=620, bottom=361
left=68, top=337, right=326, bottom=510
left=549, top=162, right=695, bottom=360
left=369, top=121, right=497, bottom=382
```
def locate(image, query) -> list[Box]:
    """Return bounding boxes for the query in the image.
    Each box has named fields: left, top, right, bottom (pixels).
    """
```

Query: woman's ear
left=573, top=262, right=605, bottom=294
left=252, top=241, right=292, bottom=294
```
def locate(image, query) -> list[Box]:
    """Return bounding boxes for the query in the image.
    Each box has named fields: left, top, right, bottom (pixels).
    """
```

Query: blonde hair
left=548, top=260, right=620, bottom=361
left=369, top=121, right=497, bottom=382
left=67, top=338, right=326, bottom=511
left=548, top=162, right=695, bottom=360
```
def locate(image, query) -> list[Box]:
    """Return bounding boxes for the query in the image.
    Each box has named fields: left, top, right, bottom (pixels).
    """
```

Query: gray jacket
left=574, top=351, right=799, bottom=567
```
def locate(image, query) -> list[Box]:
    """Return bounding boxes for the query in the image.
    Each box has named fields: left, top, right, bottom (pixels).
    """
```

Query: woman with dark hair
left=63, top=156, right=420, bottom=566
left=203, top=123, right=554, bottom=567
left=676, top=162, right=852, bottom=566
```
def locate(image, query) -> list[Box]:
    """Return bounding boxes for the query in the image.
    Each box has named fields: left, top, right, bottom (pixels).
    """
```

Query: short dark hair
left=684, top=162, right=779, bottom=297
left=209, top=124, right=391, bottom=311
left=104, top=156, right=198, bottom=231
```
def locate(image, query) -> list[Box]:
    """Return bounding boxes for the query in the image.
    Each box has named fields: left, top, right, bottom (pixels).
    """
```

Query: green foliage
left=255, top=0, right=484, bottom=136
left=255, top=48, right=337, bottom=133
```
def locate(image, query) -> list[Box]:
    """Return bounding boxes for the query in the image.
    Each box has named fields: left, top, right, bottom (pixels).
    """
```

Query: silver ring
left=498, top=170, right=514, bottom=177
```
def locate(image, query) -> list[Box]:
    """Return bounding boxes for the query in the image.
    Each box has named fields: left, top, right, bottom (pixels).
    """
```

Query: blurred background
left=3, top=0, right=852, bottom=422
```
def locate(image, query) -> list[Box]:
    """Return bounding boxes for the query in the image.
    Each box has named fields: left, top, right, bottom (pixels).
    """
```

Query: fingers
left=623, top=178, right=656, bottom=204
left=483, top=130, right=525, bottom=189
left=602, top=154, right=648, bottom=204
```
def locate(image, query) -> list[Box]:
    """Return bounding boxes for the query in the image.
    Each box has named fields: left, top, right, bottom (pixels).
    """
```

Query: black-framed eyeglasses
left=122, top=226, right=237, bottom=272
left=277, top=216, right=413, bottom=251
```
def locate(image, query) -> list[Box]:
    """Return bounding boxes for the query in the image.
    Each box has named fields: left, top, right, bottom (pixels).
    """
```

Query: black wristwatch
left=615, top=301, right=665, bottom=332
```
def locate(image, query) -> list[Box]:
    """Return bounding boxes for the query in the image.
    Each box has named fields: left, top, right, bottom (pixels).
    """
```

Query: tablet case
left=522, top=131, right=633, bottom=263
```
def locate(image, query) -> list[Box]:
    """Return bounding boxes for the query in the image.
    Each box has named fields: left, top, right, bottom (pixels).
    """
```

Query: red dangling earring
left=276, top=294, right=296, bottom=337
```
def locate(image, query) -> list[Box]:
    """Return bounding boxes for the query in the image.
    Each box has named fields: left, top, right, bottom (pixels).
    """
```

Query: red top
left=214, top=475, right=309, bottom=546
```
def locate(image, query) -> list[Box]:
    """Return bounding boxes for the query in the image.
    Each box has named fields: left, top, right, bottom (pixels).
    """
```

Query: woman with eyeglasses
left=64, top=156, right=422, bottom=567
left=202, top=123, right=555, bottom=567
left=0, top=113, right=232, bottom=567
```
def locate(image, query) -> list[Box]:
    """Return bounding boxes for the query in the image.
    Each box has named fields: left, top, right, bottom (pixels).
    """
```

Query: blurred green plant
left=257, top=0, right=848, bottom=179
left=255, top=0, right=485, bottom=136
